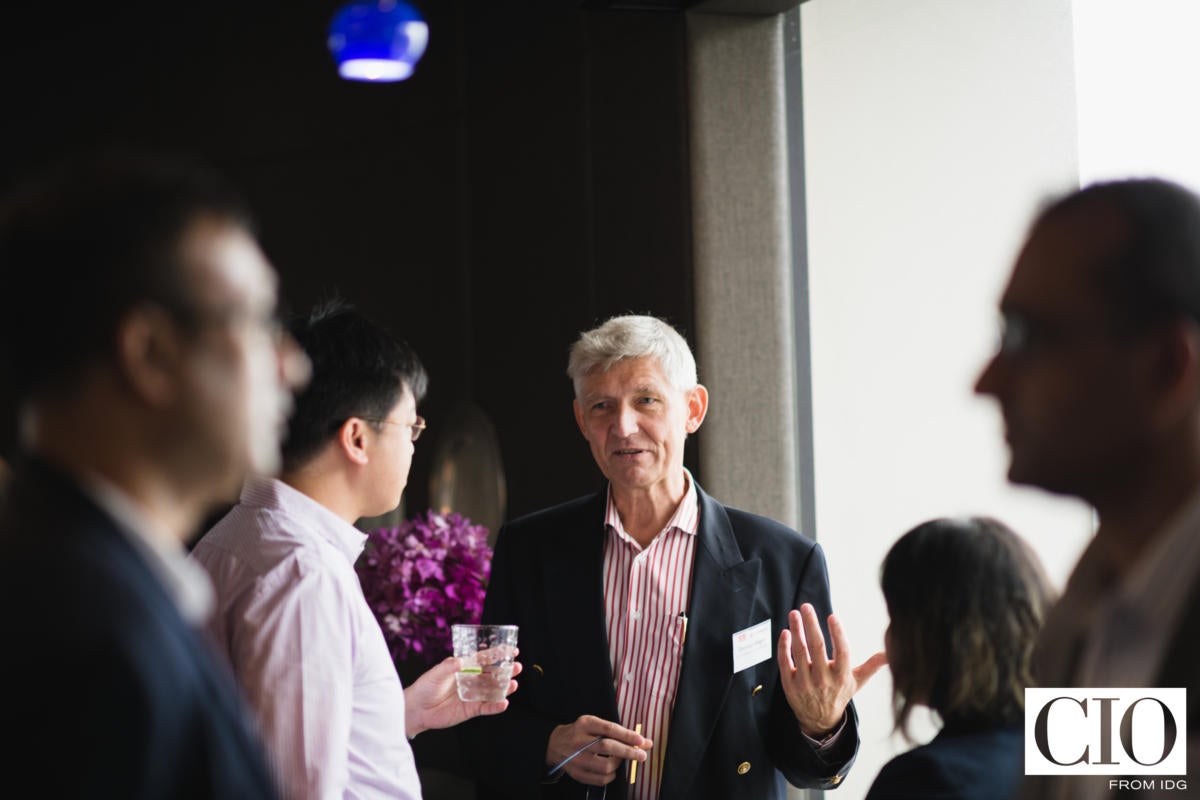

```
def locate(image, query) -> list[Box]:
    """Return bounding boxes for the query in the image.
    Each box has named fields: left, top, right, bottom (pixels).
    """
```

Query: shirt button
left=631, top=610, right=642, bottom=621
left=625, top=671, right=634, bottom=682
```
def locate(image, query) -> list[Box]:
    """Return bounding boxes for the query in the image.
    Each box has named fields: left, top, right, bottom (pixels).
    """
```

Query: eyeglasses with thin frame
left=362, top=415, right=427, bottom=442
left=545, top=736, right=609, bottom=799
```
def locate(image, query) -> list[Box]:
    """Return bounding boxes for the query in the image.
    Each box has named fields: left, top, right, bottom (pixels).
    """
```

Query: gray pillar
left=688, top=13, right=799, bottom=529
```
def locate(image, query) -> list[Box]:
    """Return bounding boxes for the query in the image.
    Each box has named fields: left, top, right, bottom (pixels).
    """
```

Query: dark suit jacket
left=1111, top=580, right=1200, bottom=800
left=864, top=722, right=1023, bottom=800
left=1025, top=549, right=1200, bottom=800
left=0, top=458, right=278, bottom=799
left=467, top=483, right=859, bottom=799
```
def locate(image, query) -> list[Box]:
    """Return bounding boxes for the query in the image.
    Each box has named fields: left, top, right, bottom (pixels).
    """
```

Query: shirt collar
left=605, top=467, right=700, bottom=548
left=239, top=474, right=369, bottom=565
left=77, top=472, right=214, bottom=625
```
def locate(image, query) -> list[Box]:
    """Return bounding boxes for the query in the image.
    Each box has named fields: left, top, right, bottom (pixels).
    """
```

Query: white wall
left=1073, top=0, right=1200, bottom=192
left=799, top=1, right=1093, bottom=796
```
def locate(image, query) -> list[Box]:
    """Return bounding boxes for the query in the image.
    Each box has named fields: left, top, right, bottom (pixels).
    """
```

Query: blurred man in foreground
left=0, top=154, right=309, bottom=797
left=976, top=178, right=1200, bottom=800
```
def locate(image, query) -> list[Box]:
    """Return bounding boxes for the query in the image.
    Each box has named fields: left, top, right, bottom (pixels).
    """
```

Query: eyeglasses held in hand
left=546, top=736, right=616, bottom=800
left=548, top=736, right=603, bottom=778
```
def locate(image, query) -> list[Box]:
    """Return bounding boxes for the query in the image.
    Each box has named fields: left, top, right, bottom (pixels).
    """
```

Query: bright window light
left=1073, top=0, right=1200, bottom=193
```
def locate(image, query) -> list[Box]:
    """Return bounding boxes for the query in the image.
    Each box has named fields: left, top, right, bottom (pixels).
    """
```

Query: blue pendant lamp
left=328, top=0, right=428, bottom=83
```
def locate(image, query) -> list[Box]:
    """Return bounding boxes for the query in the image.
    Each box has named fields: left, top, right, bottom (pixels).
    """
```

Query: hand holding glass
left=452, top=623, right=518, bottom=702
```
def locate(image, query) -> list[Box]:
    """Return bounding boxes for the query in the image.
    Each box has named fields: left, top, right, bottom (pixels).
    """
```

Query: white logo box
left=1025, top=688, right=1187, bottom=776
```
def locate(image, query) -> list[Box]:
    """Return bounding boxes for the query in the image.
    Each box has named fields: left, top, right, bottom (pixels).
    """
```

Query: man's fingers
left=788, top=609, right=810, bottom=666
left=579, top=715, right=651, bottom=748
left=777, top=628, right=795, bottom=672
left=827, top=613, right=852, bottom=677
left=561, top=726, right=650, bottom=787
left=471, top=699, right=509, bottom=717
left=800, top=604, right=829, bottom=665
left=594, top=736, right=650, bottom=763
left=567, top=751, right=620, bottom=785
left=549, top=718, right=601, bottom=766
left=428, top=656, right=460, bottom=681
left=853, top=651, right=889, bottom=687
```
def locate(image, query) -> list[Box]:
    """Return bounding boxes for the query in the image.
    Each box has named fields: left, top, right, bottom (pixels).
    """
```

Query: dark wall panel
left=0, top=2, right=695, bottom=525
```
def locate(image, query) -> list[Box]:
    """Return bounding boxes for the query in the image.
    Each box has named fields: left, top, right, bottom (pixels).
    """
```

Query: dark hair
left=1038, top=178, right=1200, bottom=331
left=881, top=516, right=1053, bottom=737
left=0, top=152, right=255, bottom=402
left=281, top=300, right=428, bottom=471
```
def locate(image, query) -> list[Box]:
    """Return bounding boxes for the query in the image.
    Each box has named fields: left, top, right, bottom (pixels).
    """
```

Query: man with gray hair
left=469, top=314, right=883, bottom=799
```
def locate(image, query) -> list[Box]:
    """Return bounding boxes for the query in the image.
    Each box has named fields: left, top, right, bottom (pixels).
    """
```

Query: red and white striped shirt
left=603, top=471, right=699, bottom=800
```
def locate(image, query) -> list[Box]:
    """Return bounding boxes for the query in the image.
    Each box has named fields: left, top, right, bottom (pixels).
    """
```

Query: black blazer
left=467, top=483, right=859, bottom=799
left=864, top=723, right=1023, bottom=800
left=0, top=458, right=278, bottom=799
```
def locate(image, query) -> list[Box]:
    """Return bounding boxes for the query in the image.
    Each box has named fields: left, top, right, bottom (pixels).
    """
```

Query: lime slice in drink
left=459, top=666, right=482, bottom=674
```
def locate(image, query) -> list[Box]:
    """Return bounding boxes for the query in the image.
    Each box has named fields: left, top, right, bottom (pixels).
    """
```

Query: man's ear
left=685, top=384, right=709, bottom=434
left=338, top=417, right=371, bottom=466
left=114, top=305, right=184, bottom=407
left=1149, top=319, right=1200, bottom=430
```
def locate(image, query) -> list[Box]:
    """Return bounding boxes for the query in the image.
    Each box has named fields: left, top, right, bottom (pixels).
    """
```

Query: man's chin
left=205, top=469, right=246, bottom=508
left=246, top=433, right=284, bottom=477
left=604, top=465, right=651, bottom=488
left=1006, top=460, right=1077, bottom=498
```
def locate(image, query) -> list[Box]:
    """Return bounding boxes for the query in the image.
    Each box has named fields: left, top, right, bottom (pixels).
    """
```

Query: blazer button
left=829, top=774, right=843, bottom=786
left=751, top=684, right=763, bottom=696
left=532, top=664, right=544, bottom=676
left=736, top=762, right=751, bottom=776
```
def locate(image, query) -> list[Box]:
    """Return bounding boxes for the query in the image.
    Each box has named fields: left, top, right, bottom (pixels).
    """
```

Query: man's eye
left=998, top=314, right=1036, bottom=355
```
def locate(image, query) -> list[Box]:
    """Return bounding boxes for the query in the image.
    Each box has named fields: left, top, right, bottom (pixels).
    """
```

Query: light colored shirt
left=603, top=471, right=699, bottom=800
left=191, top=476, right=420, bottom=800
left=1028, top=491, right=1200, bottom=800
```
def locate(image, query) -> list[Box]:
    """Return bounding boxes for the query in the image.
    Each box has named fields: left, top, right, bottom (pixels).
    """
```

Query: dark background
left=0, top=0, right=701, bottom=524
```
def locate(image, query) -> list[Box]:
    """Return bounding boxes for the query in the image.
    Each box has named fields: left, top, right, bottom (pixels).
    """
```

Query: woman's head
left=881, top=516, right=1053, bottom=736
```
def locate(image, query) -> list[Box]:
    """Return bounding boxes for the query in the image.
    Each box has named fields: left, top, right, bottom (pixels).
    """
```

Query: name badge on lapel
left=732, top=619, right=772, bottom=673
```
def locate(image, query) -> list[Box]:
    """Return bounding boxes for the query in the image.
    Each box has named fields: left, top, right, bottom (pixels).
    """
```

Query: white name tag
left=732, top=619, right=772, bottom=674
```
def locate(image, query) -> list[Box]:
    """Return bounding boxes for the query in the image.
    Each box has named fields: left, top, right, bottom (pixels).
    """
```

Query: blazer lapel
left=660, top=487, right=761, bottom=799
left=542, top=491, right=621, bottom=722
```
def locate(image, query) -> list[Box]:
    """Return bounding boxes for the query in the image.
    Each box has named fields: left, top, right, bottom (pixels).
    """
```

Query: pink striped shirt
left=603, top=472, right=699, bottom=800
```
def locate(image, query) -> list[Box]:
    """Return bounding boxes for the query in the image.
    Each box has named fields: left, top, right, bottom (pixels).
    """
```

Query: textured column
left=688, top=13, right=799, bottom=528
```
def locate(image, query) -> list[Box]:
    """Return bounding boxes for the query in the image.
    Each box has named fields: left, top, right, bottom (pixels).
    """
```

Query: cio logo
left=1025, top=688, right=1187, bottom=775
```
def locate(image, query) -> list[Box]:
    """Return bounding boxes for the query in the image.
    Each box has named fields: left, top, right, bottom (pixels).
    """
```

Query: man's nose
left=974, top=354, right=1002, bottom=397
left=613, top=403, right=640, bottom=437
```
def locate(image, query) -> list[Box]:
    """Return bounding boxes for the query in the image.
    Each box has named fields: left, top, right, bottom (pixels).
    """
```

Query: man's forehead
left=180, top=216, right=277, bottom=307
left=579, top=357, right=671, bottom=393
left=388, top=387, right=417, bottom=416
left=1002, top=210, right=1126, bottom=312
